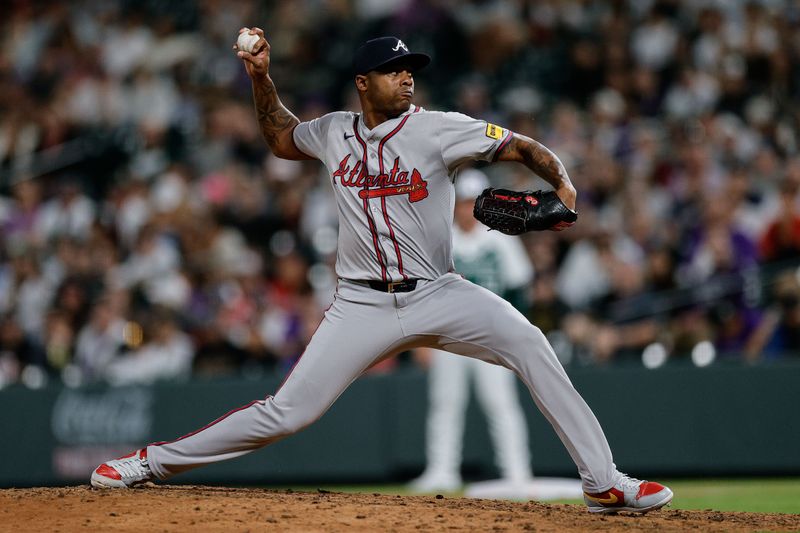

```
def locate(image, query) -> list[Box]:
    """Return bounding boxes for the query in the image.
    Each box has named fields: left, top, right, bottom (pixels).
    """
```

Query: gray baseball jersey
left=143, top=105, right=621, bottom=495
left=292, top=107, right=513, bottom=282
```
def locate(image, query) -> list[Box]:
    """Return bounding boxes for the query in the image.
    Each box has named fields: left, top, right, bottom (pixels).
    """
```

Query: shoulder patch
left=485, top=123, right=504, bottom=140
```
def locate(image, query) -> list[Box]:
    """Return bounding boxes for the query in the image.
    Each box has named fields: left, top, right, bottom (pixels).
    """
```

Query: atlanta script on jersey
left=292, top=106, right=514, bottom=282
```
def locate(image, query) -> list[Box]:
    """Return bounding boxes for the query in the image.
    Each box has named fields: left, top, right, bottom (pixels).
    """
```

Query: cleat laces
left=618, top=474, right=645, bottom=500
left=618, top=474, right=643, bottom=491
left=111, top=455, right=151, bottom=483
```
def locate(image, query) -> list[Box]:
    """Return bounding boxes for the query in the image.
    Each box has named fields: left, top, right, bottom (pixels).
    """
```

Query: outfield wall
left=1, top=363, right=799, bottom=487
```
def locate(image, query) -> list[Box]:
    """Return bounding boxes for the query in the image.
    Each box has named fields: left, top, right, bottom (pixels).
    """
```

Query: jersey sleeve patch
left=485, top=123, right=504, bottom=140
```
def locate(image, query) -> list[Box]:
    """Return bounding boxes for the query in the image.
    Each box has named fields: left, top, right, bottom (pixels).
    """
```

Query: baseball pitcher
left=91, top=30, right=673, bottom=514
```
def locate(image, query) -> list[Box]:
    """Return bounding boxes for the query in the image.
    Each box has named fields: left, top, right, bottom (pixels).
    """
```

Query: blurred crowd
left=3, top=0, right=800, bottom=388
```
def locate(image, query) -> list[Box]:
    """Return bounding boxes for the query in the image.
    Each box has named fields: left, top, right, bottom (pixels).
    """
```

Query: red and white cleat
left=90, top=448, right=153, bottom=489
left=584, top=474, right=673, bottom=514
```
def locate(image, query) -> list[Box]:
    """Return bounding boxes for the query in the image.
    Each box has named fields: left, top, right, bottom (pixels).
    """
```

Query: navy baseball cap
left=353, top=37, right=430, bottom=75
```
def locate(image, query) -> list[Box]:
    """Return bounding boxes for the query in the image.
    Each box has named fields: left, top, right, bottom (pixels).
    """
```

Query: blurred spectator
left=73, top=297, right=126, bottom=382
left=8, top=252, right=54, bottom=340
left=630, top=3, right=679, bottom=71
left=759, top=180, right=800, bottom=264
left=525, top=270, right=569, bottom=337
left=3, top=179, right=44, bottom=251
left=745, top=270, right=800, bottom=361
left=562, top=259, right=660, bottom=365
left=259, top=252, right=314, bottom=370
left=105, top=308, right=194, bottom=386
left=0, top=315, right=45, bottom=379
left=110, top=224, right=180, bottom=291
left=556, top=224, right=644, bottom=310
left=678, top=196, right=758, bottom=286
left=43, top=309, right=74, bottom=373
left=34, top=177, right=95, bottom=244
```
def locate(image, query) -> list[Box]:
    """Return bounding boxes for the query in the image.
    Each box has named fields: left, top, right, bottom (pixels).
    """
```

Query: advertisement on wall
left=50, top=387, right=153, bottom=480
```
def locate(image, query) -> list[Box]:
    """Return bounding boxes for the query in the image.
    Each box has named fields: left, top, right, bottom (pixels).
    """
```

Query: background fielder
left=91, top=30, right=673, bottom=515
left=410, top=168, right=534, bottom=494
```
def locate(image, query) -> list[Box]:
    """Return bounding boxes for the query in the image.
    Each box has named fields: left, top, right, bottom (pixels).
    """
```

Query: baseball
left=237, top=30, right=261, bottom=54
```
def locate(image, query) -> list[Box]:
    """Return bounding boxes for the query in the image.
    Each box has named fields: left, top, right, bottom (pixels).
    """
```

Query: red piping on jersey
left=353, top=116, right=387, bottom=281
left=492, top=131, right=514, bottom=162
left=376, top=105, right=420, bottom=281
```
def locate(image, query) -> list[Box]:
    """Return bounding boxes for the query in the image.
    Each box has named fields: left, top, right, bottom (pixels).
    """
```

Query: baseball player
left=409, top=168, right=534, bottom=494
left=91, top=30, right=673, bottom=514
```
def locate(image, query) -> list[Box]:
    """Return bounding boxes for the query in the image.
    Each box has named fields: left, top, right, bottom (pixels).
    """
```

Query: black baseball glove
left=473, top=188, right=578, bottom=235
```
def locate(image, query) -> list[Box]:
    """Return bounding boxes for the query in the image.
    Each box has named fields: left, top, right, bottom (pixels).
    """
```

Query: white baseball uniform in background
left=145, top=107, right=622, bottom=494
left=411, top=169, right=534, bottom=492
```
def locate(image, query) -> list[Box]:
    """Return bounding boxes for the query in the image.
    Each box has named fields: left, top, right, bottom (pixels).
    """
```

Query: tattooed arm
left=496, top=134, right=576, bottom=210
left=234, top=27, right=313, bottom=160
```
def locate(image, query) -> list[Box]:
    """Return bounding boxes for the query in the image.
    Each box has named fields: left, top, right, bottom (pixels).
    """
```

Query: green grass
left=653, top=478, right=800, bottom=514
left=291, top=478, right=800, bottom=515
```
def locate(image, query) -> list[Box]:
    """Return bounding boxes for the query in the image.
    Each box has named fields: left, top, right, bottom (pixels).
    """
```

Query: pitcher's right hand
left=234, top=27, right=270, bottom=78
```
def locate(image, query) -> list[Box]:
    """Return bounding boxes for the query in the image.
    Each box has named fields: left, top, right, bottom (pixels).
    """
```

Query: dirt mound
left=2, top=485, right=798, bottom=532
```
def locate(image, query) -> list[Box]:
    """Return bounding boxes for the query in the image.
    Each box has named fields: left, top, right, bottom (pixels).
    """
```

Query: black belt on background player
left=351, top=279, right=420, bottom=293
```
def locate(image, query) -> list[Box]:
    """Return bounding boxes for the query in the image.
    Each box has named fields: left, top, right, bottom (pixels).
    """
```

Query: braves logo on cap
left=392, top=39, right=409, bottom=52
left=353, top=36, right=430, bottom=74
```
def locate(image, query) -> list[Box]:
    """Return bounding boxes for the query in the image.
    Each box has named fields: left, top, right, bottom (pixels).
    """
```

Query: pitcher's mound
left=2, top=485, right=800, bottom=532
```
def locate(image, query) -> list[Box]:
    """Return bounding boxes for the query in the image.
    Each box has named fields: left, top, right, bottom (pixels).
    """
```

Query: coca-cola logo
left=51, top=388, right=153, bottom=444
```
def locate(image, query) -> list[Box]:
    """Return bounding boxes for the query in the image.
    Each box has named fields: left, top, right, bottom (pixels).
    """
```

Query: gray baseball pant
left=147, top=274, right=621, bottom=492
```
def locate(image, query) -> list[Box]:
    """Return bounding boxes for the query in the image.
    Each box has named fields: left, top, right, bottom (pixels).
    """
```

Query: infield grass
left=301, top=478, right=800, bottom=515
